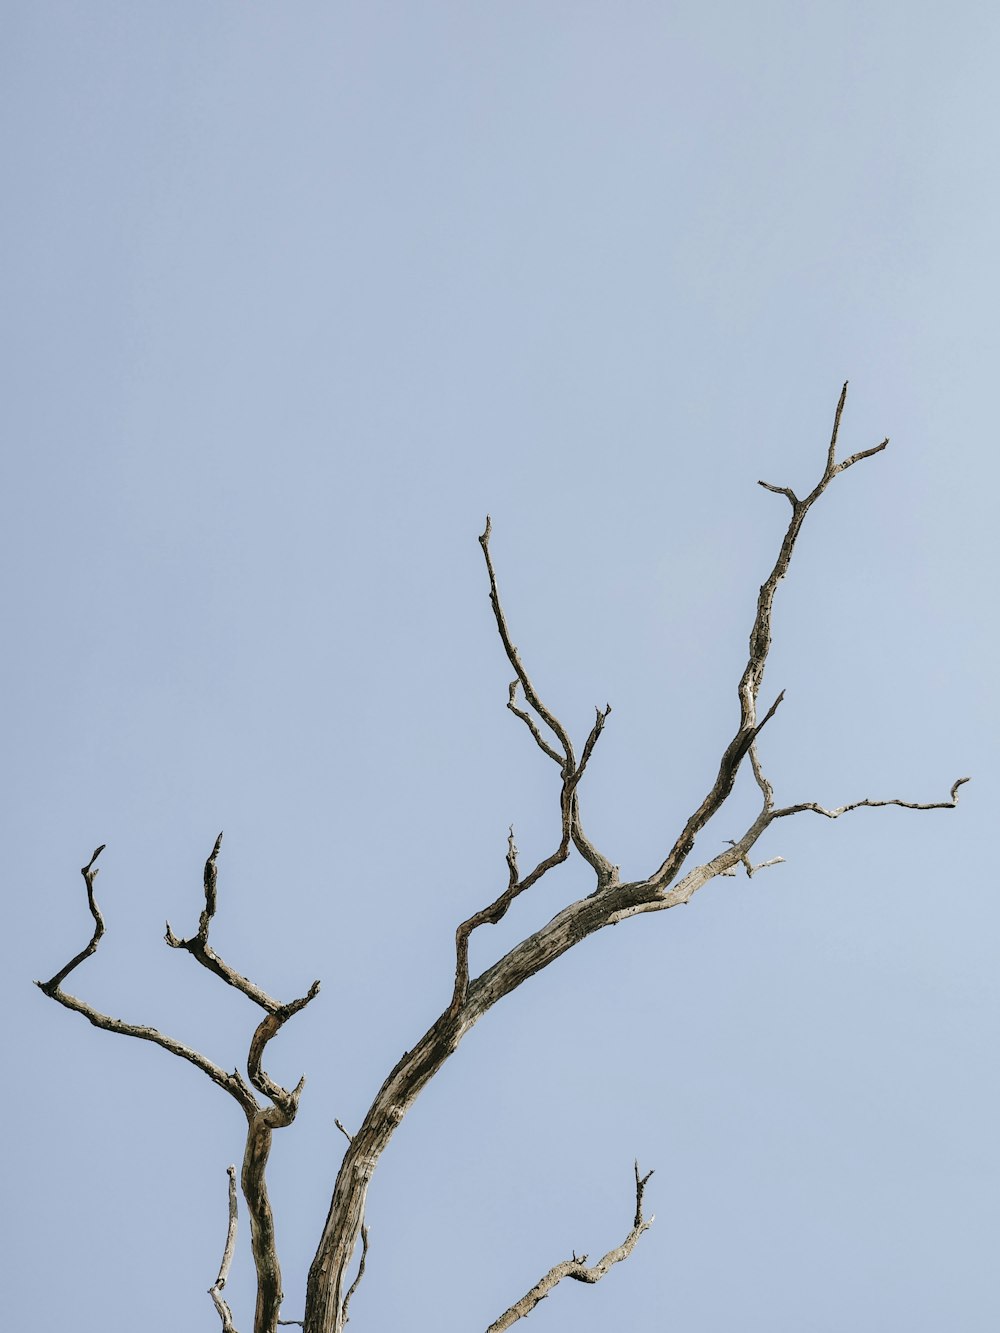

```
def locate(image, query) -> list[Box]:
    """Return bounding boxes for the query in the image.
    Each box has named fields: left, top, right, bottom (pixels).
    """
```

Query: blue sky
left=4, top=4, right=997, bottom=1330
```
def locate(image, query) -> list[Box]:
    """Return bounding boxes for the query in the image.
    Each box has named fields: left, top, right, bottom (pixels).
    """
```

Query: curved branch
left=165, top=833, right=284, bottom=1013
left=507, top=680, right=564, bottom=766
left=248, top=983, right=320, bottom=1108
left=36, top=847, right=257, bottom=1115
left=340, top=1222, right=369, bottom=1326
left=480, top=517, right=575, bottom=769
left=481, top=521, right=616, bottom=878
left=485, top=1163, right=654, bottom=1333
left=451, top=828, right=523, bottom=1014
left=38, top=844, right=106, bottom=991
left=39, top=839, right=323, bottom=1333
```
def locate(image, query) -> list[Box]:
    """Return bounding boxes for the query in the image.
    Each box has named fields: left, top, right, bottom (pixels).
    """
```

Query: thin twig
left=748, top=739, right=775, bottom=807
left=757, top=479, right=798, bottom=504
left=575, top=705, right=612, bottom=783
left=165, top=833, right=287, bottom=1013
left=507, top=681, right=564, bottom=766
left=208, top=1166, right=240, bottom=1333
left=480, top=517, right=575, bottom=769
left=450, top=827, right=524, bottom=1014
left=774, top=776, right=970, bottom=821
left=38, top=844, right=106, bottom=992
left=650, top=382, right=887, bottom=891
left=340, top=1222, right=369, bottom=1325
left=720, top=838, right=786, bottom=878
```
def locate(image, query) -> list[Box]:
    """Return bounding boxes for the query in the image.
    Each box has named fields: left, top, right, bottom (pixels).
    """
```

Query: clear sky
left=4, top=4, right=997, bottom=1331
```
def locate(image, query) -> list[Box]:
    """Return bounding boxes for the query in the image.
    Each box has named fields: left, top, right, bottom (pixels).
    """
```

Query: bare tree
left=37, top=385, right=967, bottom=1333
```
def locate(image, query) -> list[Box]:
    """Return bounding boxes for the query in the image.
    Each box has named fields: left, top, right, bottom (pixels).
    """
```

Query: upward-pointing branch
left=36, top=846, right=257, bottom=1115
left=649, top=382, right=888, bottom=890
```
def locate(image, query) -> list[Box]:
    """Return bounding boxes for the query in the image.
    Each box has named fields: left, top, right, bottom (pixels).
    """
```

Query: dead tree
left=37, top=385, right=967, bottom=1333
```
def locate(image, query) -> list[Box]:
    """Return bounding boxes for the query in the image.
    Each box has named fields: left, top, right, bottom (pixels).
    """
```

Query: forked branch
left=165, top=832, right=294, bottom=1014
left=480, top=516, right=575, bottom=769
left=35, top=846, right=257, bottom=1113
left=164, top=836, right=320, bottom=1333
left=40, top=387, right=967, bottom=1333
left=38, top=837, right=321, bottom=1333
left=304, top=387, right=966, bottom=1333
left=650, top=382, right=888, bottom=890
left=484, top=1163, right=655, bottom=1333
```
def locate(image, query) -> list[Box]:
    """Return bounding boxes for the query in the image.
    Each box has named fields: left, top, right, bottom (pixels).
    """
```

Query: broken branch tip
left=83, top=845, right=106, bottom=874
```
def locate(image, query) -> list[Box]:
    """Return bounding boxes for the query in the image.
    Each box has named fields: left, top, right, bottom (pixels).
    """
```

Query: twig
left=340, top=1221, right=369, bottom=1325
left=35, top=848, right=257, bottom=1114
left=480, top=517, right=575, bottom=769
left=774, top=777, right=970, bottom=822
left=165, top=832, right=289, bottom=1013
left=748, top=738, right=775, bottom=807
left=38, top=844, right=107, bottom=991
left=208, top=1166, right=240, bottom=1333
left=650, top=382, right=887, bottom=891
left=451, top=828, right=524, bottom=1014
left=721, top=840, right=786, bottom=878
left=484, top=1164, right=654, bottom=1333
left=575, top=705, right=612, bottom=785
left=507, top=680, right=564, bottom=766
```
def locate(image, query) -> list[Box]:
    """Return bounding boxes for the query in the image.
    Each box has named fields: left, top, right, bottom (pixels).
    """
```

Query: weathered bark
left=485, top=1163, right=654, bottom=1332
left=38, top=386, right=968, bottom=1332
left=209, top=1166, right=240, bottom=1333
left=301, top=386, right=967, bottom=1331
left=37, top=836, right=320, bottom=1333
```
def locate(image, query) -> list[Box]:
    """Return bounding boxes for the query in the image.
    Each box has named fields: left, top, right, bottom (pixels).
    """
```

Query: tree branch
left=304, top=389, right=923, bottom=1333
left=209, top=1166, right=241, bottom=1333
left=35, top=847, right=258, bottom=1114
left=39, top=837, right=323, bottom=1333
left=450, top=827, right=523, bottom=1014
left=507, top=680, right=564, bottom=766
left=340, top=1222, right=369, bottom=1326
left=43, top=391, right=959, bottom=1333
left=167, top=837, right=320, bottom=1333
left=484, top=1163, right=654, bottom=1333
left=773, top=776, right=970, bottom=821
left=480, top=517, right=575, bottom=768
left=165, top=832, right=290, bottom=1014
left=38, top=843, right=106, bottom=990
left=650, top=381, right=887, bottom=891
left=481, top=522, right=616, bottom=882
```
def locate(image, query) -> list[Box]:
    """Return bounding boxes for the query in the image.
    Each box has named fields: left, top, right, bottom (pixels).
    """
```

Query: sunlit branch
left=484, top=1163, right=654, bottom=1333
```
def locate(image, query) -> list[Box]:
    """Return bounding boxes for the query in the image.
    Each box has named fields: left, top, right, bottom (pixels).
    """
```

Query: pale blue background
left=4, top=4, right=997, bottom=1330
